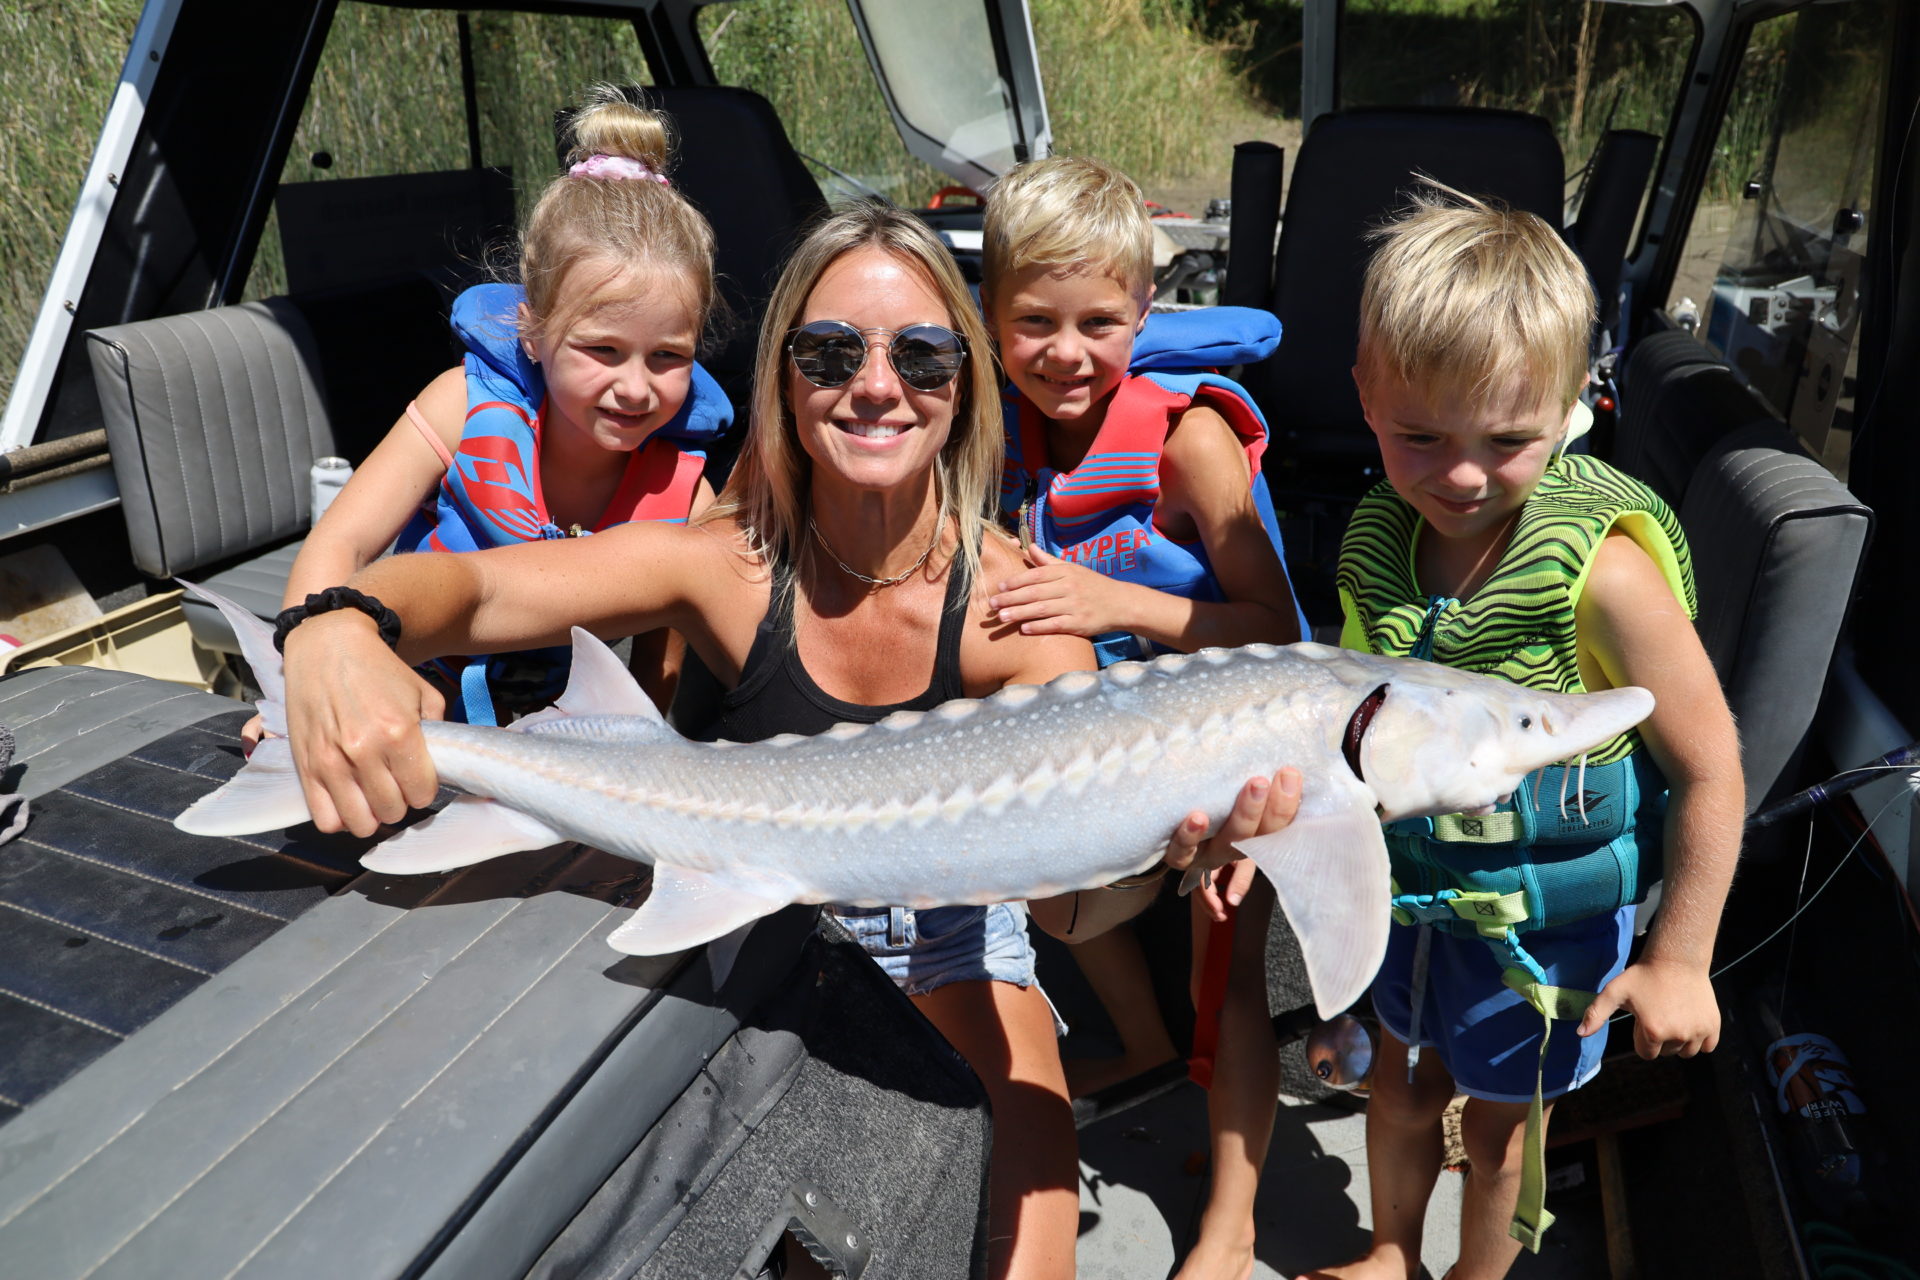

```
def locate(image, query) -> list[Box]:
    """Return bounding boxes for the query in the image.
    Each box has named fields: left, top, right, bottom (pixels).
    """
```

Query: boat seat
left=1567, top=129, right=1660, bottom=339
left=87, top=278, right=459, bottom=657
left=646, top=85, right=827, bottom=454
left=1610, top=328, right=1763, bottom=507
left=1244, top=106, right=1567, bottom=475
left=1681, top=422, right=1871, bottom=814
left=88, top=298, right=333, bottom=655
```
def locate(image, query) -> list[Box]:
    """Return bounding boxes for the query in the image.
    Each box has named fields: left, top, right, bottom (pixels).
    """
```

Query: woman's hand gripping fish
left=175, top=584, right=1653, bottom=1019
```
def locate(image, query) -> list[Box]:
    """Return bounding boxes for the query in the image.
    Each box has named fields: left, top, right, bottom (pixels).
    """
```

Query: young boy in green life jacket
left=1307, top=184, right=1743, bottom=1280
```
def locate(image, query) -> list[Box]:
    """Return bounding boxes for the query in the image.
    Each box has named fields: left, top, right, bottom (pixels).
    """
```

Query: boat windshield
left=855, top=4, right=1026, bottom=180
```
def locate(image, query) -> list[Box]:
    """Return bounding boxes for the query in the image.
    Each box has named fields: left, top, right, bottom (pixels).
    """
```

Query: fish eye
left=1520, top=716, right=1533, bottom=729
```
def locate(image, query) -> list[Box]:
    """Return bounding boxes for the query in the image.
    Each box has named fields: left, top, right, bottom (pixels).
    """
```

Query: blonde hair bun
left=565, top=85, right=672, bottom=176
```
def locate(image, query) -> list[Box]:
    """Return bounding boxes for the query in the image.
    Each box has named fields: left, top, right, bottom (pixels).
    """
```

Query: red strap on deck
left=1187, top=899, right=1238, bottom=1090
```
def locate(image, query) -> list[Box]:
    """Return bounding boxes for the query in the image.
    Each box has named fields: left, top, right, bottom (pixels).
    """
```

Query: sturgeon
left=177, top=586, right=1653, bottom=1017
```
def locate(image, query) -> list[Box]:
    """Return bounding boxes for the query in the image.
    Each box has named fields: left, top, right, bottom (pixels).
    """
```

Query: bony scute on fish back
left=171, top=585, right=1654, bottom=1023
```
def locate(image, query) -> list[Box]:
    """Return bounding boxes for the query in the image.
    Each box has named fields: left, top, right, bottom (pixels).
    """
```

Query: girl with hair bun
left=248, top=86, right=728, bottom=734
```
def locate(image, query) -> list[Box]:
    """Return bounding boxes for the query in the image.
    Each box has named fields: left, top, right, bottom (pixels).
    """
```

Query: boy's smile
left=1356, top=366, right=1573, bottom=551
left=990, top=263, right=1149, bottom=435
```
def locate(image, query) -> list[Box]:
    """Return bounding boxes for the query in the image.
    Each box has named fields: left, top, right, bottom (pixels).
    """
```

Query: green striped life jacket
left=1336, top=452, right=1696, bottom=921
left=1336, top=453, right=1698, bottom=1251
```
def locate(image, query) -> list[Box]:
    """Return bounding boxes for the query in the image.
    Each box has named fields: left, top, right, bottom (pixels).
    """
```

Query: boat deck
left=1075, top=1082, right=1609, bottom=1279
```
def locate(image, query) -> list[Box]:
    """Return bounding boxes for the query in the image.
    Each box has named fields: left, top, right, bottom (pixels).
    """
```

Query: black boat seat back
left=1610, top=328, right=1758, bottom=506
left=1567, top=129, right=1659, bottom=337
left=1613, top=330, right=1869, bottom=814
left=1244, top=107, right=1566, bottom=469
left=1681, top=422, right=1870, bottom=814
left=647, top=85, right=827, bottom=422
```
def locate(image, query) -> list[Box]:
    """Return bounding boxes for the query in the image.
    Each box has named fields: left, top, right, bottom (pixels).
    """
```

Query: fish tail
left=172, top=582, right=311, bottom=836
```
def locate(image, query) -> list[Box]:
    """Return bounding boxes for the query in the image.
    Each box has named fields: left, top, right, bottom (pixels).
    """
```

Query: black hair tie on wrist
left=273, top=587, right=404, bottom=654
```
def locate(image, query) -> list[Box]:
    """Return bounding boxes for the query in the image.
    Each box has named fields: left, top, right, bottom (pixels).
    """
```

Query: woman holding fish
left=273, top=199, right=1296, bottom=1280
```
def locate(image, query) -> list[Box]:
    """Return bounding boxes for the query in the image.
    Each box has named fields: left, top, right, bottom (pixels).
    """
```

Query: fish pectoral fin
left=1232, top=796, right=1391, bottom=1020
left=606, top=864, right=793, bottom=958
left=361, top=797, right=567, bottom=873
left=174, top=738, right=310, bottom=836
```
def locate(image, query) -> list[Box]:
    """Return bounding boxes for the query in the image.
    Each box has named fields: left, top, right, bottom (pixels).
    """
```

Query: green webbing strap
left=1428, top=811, right=1522, bottom=844
left=1388, top=887, right=1531, bottom=936
left=1501, top=969, right=1596, bottom=1252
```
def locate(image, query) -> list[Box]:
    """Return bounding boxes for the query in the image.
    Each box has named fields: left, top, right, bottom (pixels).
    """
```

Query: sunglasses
left=787, top=320, right=968, bottom=392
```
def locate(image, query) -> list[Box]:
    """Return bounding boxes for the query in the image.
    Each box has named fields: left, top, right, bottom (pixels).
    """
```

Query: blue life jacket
left=404, top=282, right=732, bottom=722
left=999, top=306, right=1309, bottom=665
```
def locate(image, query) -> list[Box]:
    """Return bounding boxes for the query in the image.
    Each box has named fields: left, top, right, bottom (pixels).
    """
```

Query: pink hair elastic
left=567, top=153, right=670, bottom=185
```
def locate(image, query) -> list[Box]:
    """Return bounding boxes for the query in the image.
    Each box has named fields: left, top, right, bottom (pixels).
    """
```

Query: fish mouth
left=1343, top=684, right=1389, bottom=783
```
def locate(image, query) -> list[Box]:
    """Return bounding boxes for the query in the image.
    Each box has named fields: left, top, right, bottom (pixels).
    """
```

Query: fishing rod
left=1745, top=742, right=1920, bottom=831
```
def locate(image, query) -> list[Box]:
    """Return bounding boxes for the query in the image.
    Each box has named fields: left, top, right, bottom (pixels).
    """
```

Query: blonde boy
left=1315, top=184, right=1743, bottom=1280
left=984, top=154, right=1304, bottom=1280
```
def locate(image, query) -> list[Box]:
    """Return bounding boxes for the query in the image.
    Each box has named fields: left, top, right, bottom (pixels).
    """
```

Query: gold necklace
left=807, top=515, right=938, bottom=589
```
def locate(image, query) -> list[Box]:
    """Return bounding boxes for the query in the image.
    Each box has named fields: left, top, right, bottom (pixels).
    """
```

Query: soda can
left=310, top=456, right=352, bottom=526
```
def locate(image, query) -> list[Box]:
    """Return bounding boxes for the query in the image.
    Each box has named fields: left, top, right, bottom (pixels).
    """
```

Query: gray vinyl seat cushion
left=1682, top=423, right=1871, bottom=811
left=88, top=300, right=334, bottom=652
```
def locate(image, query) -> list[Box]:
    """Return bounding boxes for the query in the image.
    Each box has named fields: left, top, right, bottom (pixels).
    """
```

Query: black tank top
left=686, top=557, right=970, bottom=744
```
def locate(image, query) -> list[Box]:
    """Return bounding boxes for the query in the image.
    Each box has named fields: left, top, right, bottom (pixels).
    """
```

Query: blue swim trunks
left=833, top=901, right=1046, bottom=998
left=1371, top=906, right=1636, bottom=1103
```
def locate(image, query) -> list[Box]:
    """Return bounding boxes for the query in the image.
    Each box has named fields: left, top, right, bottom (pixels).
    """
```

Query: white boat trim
left=0, top=0, right=185, bottom=453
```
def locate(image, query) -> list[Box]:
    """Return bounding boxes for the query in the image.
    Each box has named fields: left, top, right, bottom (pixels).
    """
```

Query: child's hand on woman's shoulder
left=987, top=545, right=1136, bottom=639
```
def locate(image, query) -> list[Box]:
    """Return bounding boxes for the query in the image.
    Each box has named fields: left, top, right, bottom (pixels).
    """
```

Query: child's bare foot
left=1294, top=1244, right=1421, bottom=1280
left=1173, top=1229, right=1255, bottom=1280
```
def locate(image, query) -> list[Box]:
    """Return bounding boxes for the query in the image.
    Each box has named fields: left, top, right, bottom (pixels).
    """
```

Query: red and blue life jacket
left=999, top=307, right=1308, bottom=666
left=402, top=282, right=732, bottom=722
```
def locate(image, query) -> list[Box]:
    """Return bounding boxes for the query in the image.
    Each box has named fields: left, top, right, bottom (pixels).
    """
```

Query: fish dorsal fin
left=514, top=628, right=667, bottom=734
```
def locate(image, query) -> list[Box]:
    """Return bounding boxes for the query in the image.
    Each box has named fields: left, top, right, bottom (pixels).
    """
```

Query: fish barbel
left=176, top=585, right=1653, bottom=1017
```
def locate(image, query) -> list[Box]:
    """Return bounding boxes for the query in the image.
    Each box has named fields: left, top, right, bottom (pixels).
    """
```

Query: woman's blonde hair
left=1357, top=179, right=1593, bottom=412
left=518, top=86, right=716, bottom=342
left=704, top=200, right=1003, bottom=601
left=982, top=154, right=1155, bottom=298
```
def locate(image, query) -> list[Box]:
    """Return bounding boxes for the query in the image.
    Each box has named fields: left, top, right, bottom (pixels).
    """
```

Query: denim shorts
left=832, top=901, right=1062, bottom=1032
left=1371, top=907, right=1635, bottom=1103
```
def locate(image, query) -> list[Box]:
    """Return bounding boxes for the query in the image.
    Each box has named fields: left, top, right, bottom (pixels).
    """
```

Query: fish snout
left=1533, top=685, right=1655, bottom=759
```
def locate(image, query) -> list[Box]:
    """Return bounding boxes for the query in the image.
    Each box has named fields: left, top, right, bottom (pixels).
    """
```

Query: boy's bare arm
left=1159, top=407, right=1302, bottom=647
left=1573, top=531, right=1744, bottom=1057
left=987, top=408, right=1301, bottom=650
